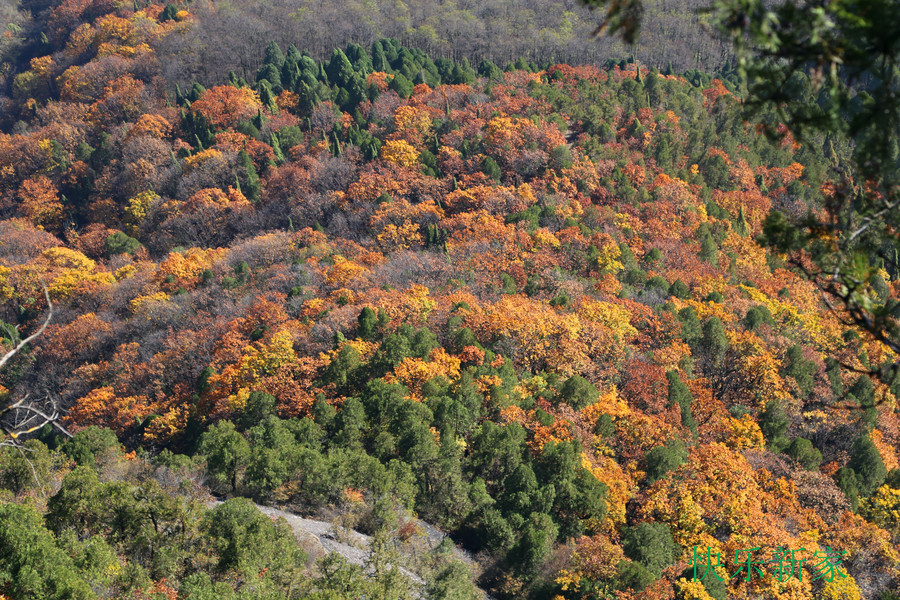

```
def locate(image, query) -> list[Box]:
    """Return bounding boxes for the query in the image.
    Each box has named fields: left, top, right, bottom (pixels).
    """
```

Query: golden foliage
left=860, top=485, right=900, bottom=536
left=366, top=71, right=393, bottom=91
left=275, top=90, right=300, bottom=112
left=130, top=291, right=170, bottom=313
left=183, top=148, right=223, bottom=173
left=464, top=295, right=605, bottom=376
left=725, top=414, right=765, bottom=449
left=670, top=296, right=737, bottom=324
left=595, top=234, right=625, bottom=275
left=238, top=329, right=297, bottom=381
left=375, top=220, right=423, bottom=252
left=557, top=533, right=625, bottom=590
left=532, top=228, right=561, bottom=250
left=871, top=428, right=899, bottom=472
left=581, top=452, right=633, bottom=526
left=740, top=284, right=826, bottom=346
left=385, top=347, right=462, bottom=401
left=184, top=187, right=251, bottom=212
left=125, top=191, right=160, bottom=231
left=377, top=284, right=437, bottom=323
left=820, top=573, right=861, bottom=600
left=582, top=389, right=632, bottom=421
left=205, top=328, right=320, bottom=418
left=675, top=577, right=715, bottom=600
left=129, top=113, right=172, bottom=139
left=324, top=255, right=368, bottom=286
left=142, top=405, right=190, bottom=444
left=393, top=105, right=433, bottom=139
left=156, top=248, right=224, bottom=291
left=381, top=139, right=420, bottom=167
left=42, top=247, right=114, bottom=300
left=641, top=442, right=820, bottom=554
left=576, top=299, right=637, bottom=340
left=726, top=330, right=791, bottom=408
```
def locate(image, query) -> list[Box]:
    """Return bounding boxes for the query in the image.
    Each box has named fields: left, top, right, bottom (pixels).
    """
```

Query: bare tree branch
left=0, top=396, right=71, bottom=440
left=0, top=284, right=70, bottom=445
left=0, top=285, right=52, bottom=370
left=784, top=252, right=900, bottom=411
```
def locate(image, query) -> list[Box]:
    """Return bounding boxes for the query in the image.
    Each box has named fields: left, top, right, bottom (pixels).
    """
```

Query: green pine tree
left=666, top=370, right=697, bottom=436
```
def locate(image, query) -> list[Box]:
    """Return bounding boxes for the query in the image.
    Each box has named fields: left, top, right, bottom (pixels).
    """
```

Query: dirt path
left=208, top=499, right=490, bottom=597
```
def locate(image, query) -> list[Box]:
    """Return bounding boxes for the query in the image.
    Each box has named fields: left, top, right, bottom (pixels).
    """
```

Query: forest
left=0, top=0, right=899, bottom=599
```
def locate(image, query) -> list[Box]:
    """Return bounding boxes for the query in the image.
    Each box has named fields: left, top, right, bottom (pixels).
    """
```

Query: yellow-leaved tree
left=381, top=139, right=420, bottom=167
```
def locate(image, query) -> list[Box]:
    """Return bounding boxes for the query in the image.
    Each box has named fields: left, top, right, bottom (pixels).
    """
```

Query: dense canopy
left=1, top=1, right=900, bottom=599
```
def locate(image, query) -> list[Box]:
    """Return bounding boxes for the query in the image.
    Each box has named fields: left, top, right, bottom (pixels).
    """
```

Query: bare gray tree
left=0, top=286, right=70, bottom=447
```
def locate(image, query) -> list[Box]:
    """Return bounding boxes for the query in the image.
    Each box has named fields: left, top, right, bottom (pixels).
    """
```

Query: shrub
left=785, top=437, right=822, bottom=470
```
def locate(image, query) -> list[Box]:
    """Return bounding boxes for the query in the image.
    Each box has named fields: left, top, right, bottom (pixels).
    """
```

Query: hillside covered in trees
left=1, top=0, right=733, bottom=91
left=1, top=1, right=899, bottom=600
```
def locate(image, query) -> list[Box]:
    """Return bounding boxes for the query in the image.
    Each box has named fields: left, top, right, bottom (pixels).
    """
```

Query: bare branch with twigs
left=0, top=284, right=71, bottom=444
left=0, top=285, right=53, bottom=370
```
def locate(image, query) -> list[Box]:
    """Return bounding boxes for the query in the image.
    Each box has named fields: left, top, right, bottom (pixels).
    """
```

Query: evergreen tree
left=104, top=232, right=141, bottom=256
left=425, top=559, right=481, bottom=600
left=333, top=397, right=367, bottom=449
left=743, top=305, right=774, bottom=331
left=257, top=80, right=278, bottom=111
left=653, top=132, right=673, bottom=168
left=160, top=3, right=178, bottom=22
left=700, top=317, right=728, bottom=370
left=597, top=121, right=616, bottom=143
left=616, top=561, right=655, bottom=592
left=371, top=41, right=389, bottom=72
left=558, top=375, right=599, bottom=410
left=482, top=156, right=502, bottom=181
left=450, top=62, right=476, bottom=85
left=510, top=512, right=558, bottom=575
left=263, top=41, right=285, bottom=69
left=622, top=522, right=678, bottom=577
left=848, top=374, right=877, bottom=429
left=61, top=426, right=121, bottom=468
left=785, top=437, right=822, bottom=470
left=0, top=503, right=93, bottom=600
left=835, top=466, right=860, bottom=510
left=733, top=207, right=749, bottom=237
left=204, top=498, right=305, bottom=579
left=270, top=132, right=285, bottom=164
left=699, top=153, right=731, bottom=191
left=629, top=117, right=647, bottom=138
left=645, top=67, right=661, bottom=106
left=666, top=370, right=697, bottom=436
left=325, top=48, right=355, bottom=87
left=236, top=391, right=276, bottom=431
left=824, top=357, right=843, bottom=397
left=478, top=59, right=504, bottom=81
left=256, top=64, right=282, bottom=91
left=644, top=438, right=687, bottom=483
left=849, top=434, right=886, bottom=496
left=322, top=344, right=362, bottom=393
left=677, top=307, right=702, bottom=346
left=699, top=233, right=718, bottom=264
left=237, top=150, right=260, bottom=202
left=189, top=82, right=206, bottom=102
left=358, top=306, right=378, bottom=339
left=197, top=421, right=251, bottom=493
left=669, top=279, right=690, bottom=299
left=759, top=400, right=790, bottom=452
left=783, top=345, right=816, bottom=399
left=389, top=72, right=414, bottom=98
left=345, top=42, right=372, bottom=73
